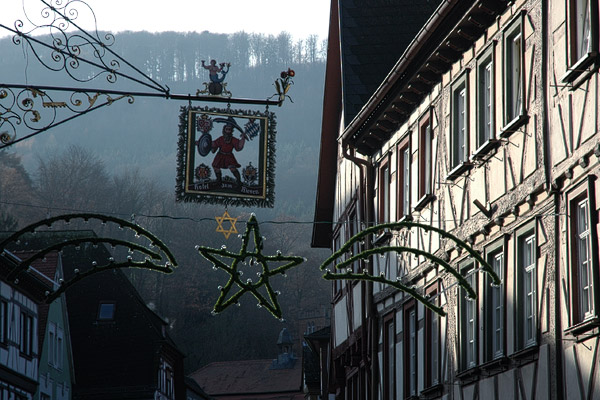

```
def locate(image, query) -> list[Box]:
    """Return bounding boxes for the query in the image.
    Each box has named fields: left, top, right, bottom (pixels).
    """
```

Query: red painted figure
left=211, top=123, right=245, bottom=184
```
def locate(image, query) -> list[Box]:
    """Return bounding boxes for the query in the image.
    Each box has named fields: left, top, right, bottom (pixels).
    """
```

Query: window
left=0, top=301, right=7, bottom=345
left=57, top=329, right=63, bottom=369
left=49, top=322, right=55, bottom=366
left=564, top=0, right=598, bottom=82
left=158, top=358, right=175, bottom=399
left=449, top=73, right=471, bottom=179
left=425, top=283, right=440, bottom=388
left=503, top=16, right=526, bottom=132
left=97, top=302, right=116, bottom=321
left=333, top=234, right=342, bottom=296
left=460, top=263, right=477, bottom=370
left=348, top=209, right=360, bottom=273
left=567, top=177, right=598, bottom=328
left=452, top=77, right=468, bottom=169
left=383, top=314, right=395, bottom=400
left=347, top=369, right=362, bottom=400
left=20, top=312, right=33, bottom=356
left=515, top=222, right=537, bottom=350
left=378, top=159, right=390, bottom=224
left=417, top=111, right=433, bottom=206
left=397, top=138, right=411, bottom=218
left=484, top=239, right=505, bottom=361
left=404, top=302, right=417, bottom=397
left=475, top=45, right=497, bottom=156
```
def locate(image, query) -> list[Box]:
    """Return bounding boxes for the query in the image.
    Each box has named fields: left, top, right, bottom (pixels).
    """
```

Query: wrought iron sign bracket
left=0, top=0, right=289, bottom=149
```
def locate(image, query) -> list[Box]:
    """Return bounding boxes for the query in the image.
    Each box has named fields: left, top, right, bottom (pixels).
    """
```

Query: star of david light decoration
left=215, top=211, right=238, bottom=239
left=197, top=214, right=305, bottom=319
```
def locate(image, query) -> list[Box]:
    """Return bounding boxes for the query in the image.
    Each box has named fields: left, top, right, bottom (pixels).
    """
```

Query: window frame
left=416, top=109, right=435, bottom=210
left=97, top=301, right=116, bottom=321
left=448, top=70, right=472, bottom=180
left=348, top=207, right=361, bottom=274
left=0, top=300, right=8, bottom=347
left=566, top=176, right=599, bottom=333
left=403, top=300, right=418, bottom=398
left=19, top=311, right=33, bottom=357
left=332, top=233, right=343, bottom=298
left=378, top=156, right=391, bottom=224
left=383, top=313, right=396, bottom=400
left=424, top=282, right=441, bottom=389
left=483, top=237, right=507, bottom=362
left=563, top=0, right=599, bottom=84
left=397, top=136, right=412, bottom=220
left=473, top=43, right=500, bottom=158
left=459, top=261, right=478, bottom=371
left=501, top=12, right=528, bottom=136
left=48, top=321, right=56, bottom=367
left=514, top=220, right=538, bottom=352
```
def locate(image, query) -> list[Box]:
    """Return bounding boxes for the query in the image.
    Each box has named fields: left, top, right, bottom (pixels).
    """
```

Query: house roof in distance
left=190, top=358, right=302, bottom=398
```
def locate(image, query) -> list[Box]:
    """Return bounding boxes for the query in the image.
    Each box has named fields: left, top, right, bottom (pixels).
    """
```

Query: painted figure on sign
left=201, top=60, right=230, bottom=83
left=211, top=117, right=246, bottom=184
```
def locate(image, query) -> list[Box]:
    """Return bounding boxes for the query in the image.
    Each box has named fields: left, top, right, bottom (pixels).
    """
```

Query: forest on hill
left=0, top=30, right=331, bottom=371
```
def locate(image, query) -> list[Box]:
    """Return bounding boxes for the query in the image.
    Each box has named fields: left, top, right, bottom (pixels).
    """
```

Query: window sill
left=500, top=114, right=529, bottom=138
left=420, top=383, right=444, bottom=398
left=562, top=52, right=598, bottom=86
left=565, top=316, right=600, bottom=337
left=456, top=366, right=479, bottom=382
left=479, top=356, right=510, bottom=376
left=471, top=139, right=501, bottom=160
left=414, top=194, right=435, bottom=212
left=446, top=161, right=473, bottom=180
left=510, top=343, right=538, bottom=363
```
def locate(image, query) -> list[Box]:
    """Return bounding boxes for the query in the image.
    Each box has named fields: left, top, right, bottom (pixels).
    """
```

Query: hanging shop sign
left=176, top=106, right=276, bottom=208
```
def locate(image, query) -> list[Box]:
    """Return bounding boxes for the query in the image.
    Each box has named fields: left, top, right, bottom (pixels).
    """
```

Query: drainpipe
left=341, top=143, right=378, bottom=400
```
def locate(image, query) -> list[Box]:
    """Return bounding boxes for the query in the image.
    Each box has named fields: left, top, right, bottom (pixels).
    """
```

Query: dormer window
left=97, top=302, right=116, bottom=321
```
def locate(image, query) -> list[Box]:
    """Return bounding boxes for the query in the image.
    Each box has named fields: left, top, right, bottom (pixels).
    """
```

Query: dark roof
left=2, top=230, right=185, bottom=399
left=342, top=0, right=510, bottom=153
left=312, top=0, right=441, bottom=247
left=185, top=376, right=213, bottom=399
left=340, top=0, right=441, bottom=126
left=190, top=358, right=302, bottom=397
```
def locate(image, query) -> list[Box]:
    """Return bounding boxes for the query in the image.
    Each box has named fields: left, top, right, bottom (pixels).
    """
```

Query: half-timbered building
left=311, top=0, right=597, bottom=398
left=549, top=1, right=600, bottom=398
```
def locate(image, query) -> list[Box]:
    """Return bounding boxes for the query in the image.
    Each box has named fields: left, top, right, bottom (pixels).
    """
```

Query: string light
left=0, top=199, right=567, bottom=227
left=0, top=213, right=177, bottom=303
left=196, top=214, right=304, bottom=320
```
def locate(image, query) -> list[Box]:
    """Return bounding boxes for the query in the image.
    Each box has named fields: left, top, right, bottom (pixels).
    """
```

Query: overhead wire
left=0, top=199, right=568, bottom=228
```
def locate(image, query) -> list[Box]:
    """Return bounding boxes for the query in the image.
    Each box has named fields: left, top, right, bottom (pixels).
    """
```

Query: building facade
left=0, top=251, right=52, bottom=400
left=34, top=252, right=73, bottom=400
left=313, top=0, right=600, bottom=399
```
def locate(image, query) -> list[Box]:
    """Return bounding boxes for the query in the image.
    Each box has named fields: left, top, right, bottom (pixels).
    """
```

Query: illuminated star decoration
left=197, top=214, right=305, bottom=319
left=215, top=210, right=238, bottom=239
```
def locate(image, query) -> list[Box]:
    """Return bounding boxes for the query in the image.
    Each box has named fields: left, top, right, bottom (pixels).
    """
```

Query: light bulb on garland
left=319, top=221, right=501, bottom=317
left=0, top=213, right=177, bottom=303
left=196, top=214, right=304, bottom=319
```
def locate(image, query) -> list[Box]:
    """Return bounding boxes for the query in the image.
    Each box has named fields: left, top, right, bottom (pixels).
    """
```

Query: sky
left=0, top=0, right=330, bottom=40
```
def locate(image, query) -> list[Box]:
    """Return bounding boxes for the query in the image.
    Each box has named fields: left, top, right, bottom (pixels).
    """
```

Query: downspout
left=341, top=143, right=378, bottom=400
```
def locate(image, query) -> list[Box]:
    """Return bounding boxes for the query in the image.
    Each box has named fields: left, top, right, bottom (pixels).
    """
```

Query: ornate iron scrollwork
left=0, top=85, right=133, bottom=146
left=0, top=0, right=285, bottom=147
left=5, top=0, right=166, bottom=92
